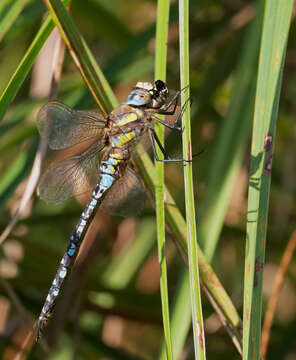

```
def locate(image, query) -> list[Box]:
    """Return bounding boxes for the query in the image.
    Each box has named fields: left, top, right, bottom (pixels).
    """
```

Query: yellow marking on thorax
left=113, top=131, right=136, bottom=148
left=109, top=152, right=124, bottom=160
left=116, top=112, right=138, bottom=127
left=135, top=109, right=144, bottom=118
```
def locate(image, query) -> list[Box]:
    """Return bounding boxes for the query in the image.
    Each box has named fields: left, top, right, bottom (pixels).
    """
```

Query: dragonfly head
left=151, top=80, right=169, bottom=108
left=125, top=80, right=169, bottom=108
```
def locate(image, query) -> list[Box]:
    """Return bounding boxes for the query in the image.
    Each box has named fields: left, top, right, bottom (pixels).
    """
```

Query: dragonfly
left=36, top=80, right=189, bottom=340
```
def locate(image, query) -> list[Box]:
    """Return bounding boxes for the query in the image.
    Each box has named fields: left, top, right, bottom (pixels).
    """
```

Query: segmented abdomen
left=37, top=157, right=121, bottom=339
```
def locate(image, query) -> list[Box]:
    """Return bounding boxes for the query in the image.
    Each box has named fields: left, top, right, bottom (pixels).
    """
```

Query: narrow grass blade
left=0, top=0, right=71, bottom=123
left=243, top=2, right=294, bottom=359
left=154, top=0, right=173, bottom=358
left=43, top=0, right=117, bottom=115
left=179, top=1, right=205, bottom=358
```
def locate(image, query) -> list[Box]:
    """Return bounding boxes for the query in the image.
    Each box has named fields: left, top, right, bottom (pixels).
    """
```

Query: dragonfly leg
left=171, top=96, right=192, bottom=127
left=151, top=115, right=182, bottom=131
left=148, top=127, right=191, bottom=163
left=150, top=85, right=189, bottom=116
left=151, top=96, right=192, bottom=131
left=160, top=85, right=189, bottom=113
left=150, top=91, right=179, bottom=116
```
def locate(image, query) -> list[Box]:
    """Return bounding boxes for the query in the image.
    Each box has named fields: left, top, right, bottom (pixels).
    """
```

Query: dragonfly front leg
left=151, top=96, right=192, bottom=131
left=150, top=85, right=189, bottom=116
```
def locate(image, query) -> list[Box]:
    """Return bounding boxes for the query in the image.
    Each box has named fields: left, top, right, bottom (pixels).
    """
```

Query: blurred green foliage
left=0, top=0, right=295, bottom=359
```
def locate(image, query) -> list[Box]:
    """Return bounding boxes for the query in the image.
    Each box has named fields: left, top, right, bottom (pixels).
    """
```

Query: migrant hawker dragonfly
left=36, top=80, right=188, bottom=340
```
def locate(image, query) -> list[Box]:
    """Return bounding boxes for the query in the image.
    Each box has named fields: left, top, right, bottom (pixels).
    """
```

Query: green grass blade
left=0, top=0, right=32, bottom=42
left=179, top=0, right=206, bottom=358
left=154, top=0, right=172, bottom=358
left=243, top=2, right=294, bottom=359
left=0, top=0, right=71, bottom=123
left=44, top=0, right=117, bottom=115
left=200, top=1, right=264, bottom=261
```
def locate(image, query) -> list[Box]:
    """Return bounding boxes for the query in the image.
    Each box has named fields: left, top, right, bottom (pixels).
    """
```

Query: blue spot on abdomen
left=100, top=174, right=115, bottom=188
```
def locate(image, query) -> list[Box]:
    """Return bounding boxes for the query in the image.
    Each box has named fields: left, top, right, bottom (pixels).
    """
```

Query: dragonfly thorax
left=125, top=80, right=168, bottom=109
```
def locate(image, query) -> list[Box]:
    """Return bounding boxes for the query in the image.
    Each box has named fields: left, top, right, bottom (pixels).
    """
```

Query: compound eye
left=155, top=80, right=166, bottom=91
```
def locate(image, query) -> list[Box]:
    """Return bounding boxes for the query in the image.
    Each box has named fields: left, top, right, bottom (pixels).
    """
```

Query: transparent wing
left=37, top=101, right=107, bottom=150
left=38, top=142, right=105, bottom=204
left=101, top=167, right=146, bottom=217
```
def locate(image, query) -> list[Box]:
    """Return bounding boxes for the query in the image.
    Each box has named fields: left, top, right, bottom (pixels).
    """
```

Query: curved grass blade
left=154, top=0, right=172, bottom=358
left=0, top=0, right=71, bottom=123
left=243, top=2, right=294, bottom=359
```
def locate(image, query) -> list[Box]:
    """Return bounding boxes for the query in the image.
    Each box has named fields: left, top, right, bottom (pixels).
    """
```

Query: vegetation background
left=0, top=0, right=295, bottom=359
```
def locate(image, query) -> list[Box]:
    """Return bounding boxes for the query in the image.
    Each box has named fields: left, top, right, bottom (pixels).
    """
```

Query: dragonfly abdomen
left=37, top=157, right=122, bottom=339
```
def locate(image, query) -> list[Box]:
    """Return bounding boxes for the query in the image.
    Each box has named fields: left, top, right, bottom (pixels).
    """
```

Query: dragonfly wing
left=37, top=101, right=107, bottom=150
left=101, top=167, right=146, bottom=217
left=38, top=142, right=105, bottom=204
